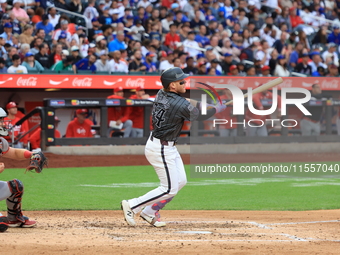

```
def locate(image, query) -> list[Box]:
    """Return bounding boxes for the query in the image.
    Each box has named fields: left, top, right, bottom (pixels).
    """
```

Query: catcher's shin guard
left=6, top=179, right=25, bottom=223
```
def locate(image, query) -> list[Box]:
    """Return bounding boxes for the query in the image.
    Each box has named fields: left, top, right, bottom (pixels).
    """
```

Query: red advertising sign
left=0, top=75, right=339, bottom=90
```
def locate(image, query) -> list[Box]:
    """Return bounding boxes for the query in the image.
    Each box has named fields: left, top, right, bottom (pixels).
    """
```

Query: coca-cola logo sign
left=321, top=79, right=339, bottom=89
left=72, top=77, right=92, bottom=87
left=278, top=79, right=293, bottom=88
left=16, top=77, right=37, bottom=86
left=125, top=78, right=145, bottom=88
left=0, top=77, right=13, bottom=85
left=225, top=79, right=245, bottom=88
left=49, top=78, right=69, bottom=85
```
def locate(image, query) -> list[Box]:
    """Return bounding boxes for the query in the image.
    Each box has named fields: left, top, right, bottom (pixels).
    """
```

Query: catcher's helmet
left=160, top=67, right=189, bottom=89
left=0, top=107, right=8, bottom=136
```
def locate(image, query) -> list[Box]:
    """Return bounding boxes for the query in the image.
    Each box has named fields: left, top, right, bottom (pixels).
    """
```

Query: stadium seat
left=40, top=70, right=58, bottom=74
left=95, top=71, right=111, bottom=75
left=129, top=71, right=145, bottom=75
left=111, top=72, right=129, bottom=75
left=145, top=72, right=159, bottom=76
left=59, top=70, right=75, bottom=74
left=77, top=70, right=94, bottom=74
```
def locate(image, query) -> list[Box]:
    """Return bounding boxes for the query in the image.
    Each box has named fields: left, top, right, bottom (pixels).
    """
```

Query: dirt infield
left=1, top=152, right=340, bottom=254
left=1, top=210, right=339, bottom=254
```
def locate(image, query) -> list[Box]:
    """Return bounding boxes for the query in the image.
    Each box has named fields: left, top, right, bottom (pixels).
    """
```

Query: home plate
left=177, top=231, right=212, bottom=234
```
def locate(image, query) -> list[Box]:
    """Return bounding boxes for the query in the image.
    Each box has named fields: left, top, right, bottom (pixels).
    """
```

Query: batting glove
left=214, top=103, right=226, bottom=113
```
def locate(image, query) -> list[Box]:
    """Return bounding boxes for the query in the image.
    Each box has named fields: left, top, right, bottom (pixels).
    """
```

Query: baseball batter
left=121, top=67, right=226, bottom=227
left=0, top=107, right=39, bottom=232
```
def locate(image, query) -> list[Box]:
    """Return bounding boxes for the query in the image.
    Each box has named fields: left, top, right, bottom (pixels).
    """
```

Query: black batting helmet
left=160, top=67, right=189, bottom=89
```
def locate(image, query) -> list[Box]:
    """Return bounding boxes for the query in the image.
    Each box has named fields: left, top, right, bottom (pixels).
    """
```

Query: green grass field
left=0, top=162, right=339, bottom=211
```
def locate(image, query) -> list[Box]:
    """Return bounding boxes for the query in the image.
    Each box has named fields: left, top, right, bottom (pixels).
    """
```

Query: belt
left=303, top=117, right=319, bottom=124
left=150, top=136, right=176, bottom=146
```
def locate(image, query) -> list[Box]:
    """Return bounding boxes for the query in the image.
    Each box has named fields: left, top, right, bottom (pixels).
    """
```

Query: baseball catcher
left=0, top=107, right=44, bottom=231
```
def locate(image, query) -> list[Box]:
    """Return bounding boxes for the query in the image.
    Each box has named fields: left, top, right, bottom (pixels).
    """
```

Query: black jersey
left=151, top=89, right=199, bottom=141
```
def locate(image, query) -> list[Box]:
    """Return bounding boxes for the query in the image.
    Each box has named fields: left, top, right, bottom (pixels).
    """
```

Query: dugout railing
left=9, top=107, right=47, bottom=148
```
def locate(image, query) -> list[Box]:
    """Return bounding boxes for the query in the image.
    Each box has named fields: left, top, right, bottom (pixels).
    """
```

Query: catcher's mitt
left=26, top=151, right=48, bottom=173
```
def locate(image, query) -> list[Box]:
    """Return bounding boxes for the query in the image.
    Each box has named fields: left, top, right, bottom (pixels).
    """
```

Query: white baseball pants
left=128, top=135, right=187, bottom=214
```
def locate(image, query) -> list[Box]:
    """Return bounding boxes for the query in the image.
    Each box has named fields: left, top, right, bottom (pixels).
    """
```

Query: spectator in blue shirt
left=120, top=7, right=133, bottom=24
left=226, top=9, right=239, bottom=28
left=312, top=66, right=326, bottom=77
left=35, top=14, right=54, bottom=37
left=218, top=0, right=233, bottom=19
left=110, top=9, right=121, bottom=24
left=0, top=14, right=11, bottom=34
left=273, top=31, right=288, bottom=54
left=0, top=14, right=22, bottom=36
left=288, top=41, right=304, bottom=69
left=72, top=54, right=97, bottom=73
left=108, top=31, right=126, bottom=52
left=0, top=23, right=13, bottom=45
left=144, top=52, right=157, bottom=72
left=190, top=10, right=205, bottom=29
left=149, top=23, right=162, bottom=42
left=134, top=7, right=148, bottom=26
left=327, top=25, right=340, bottom=44
left=195, top=25, right=210, bottom=47
left=212, top=59, right=222, bottom=75
left=98, top=6, right=113, bottom=25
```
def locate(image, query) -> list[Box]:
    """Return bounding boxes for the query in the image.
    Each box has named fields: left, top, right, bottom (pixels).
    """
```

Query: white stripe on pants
left=128, top=136, right=187, bottom=214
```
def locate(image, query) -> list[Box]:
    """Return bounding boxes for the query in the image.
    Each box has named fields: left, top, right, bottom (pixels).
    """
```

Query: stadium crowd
left=0, top=0, right=339, bottom=76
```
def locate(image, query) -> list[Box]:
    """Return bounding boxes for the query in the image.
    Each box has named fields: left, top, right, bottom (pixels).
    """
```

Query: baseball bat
left=224, top=77, right=284, bottom=106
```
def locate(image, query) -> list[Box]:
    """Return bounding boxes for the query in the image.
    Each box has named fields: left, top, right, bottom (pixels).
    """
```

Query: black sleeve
left=180, top=100, right=217, bottom=121
left=180, top=100, right=200, bottom=121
